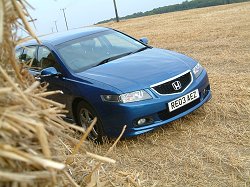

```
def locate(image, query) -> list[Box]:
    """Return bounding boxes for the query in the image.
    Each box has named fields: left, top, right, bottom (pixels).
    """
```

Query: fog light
left=201, top=87, right=209, bottom=101
left=137, top=118, right=147, bottom=125
left=135, top=117, right=154, bottom=126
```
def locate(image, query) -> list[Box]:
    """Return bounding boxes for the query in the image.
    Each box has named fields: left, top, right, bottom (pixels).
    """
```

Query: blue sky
left=26, top=0, right=184, bottom=36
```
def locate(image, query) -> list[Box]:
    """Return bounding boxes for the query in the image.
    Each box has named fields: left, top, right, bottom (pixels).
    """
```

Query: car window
left=56, top=30, right=146, bottom=73
left=93, top=38, right=101, bottom=47
left=58, top=38, right=104, bottom=72
left=20, top=46, right=39, bottom=68
left=15, top=48, right=23, bottom=61
left=37, top=46, right=61, bottom=71
left=102, top=32, right=141, bottom=50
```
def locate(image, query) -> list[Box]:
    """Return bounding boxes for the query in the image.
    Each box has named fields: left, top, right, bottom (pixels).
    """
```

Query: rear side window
left=15, top=48, right=23, bottom=60
left=20, top=46, right=39, bottom=69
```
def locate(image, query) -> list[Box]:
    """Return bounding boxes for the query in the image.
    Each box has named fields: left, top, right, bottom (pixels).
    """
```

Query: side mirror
left=139, top=37, right=149, bottom=45
left=41, top=67, right=60, bottom=76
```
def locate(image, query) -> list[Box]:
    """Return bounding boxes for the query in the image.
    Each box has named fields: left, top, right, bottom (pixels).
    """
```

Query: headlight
left=192, top=63, right=204, bottom=78
left=101, top=90, right=152, bottom=103
left=120, top=90, right=152, bottom=103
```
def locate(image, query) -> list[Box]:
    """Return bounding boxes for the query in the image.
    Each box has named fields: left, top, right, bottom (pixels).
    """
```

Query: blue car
left=16, top=27, right=211, bottom=142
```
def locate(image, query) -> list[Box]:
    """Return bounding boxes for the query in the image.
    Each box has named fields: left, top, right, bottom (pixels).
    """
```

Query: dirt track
left=94, top=2, right=250, bottom=186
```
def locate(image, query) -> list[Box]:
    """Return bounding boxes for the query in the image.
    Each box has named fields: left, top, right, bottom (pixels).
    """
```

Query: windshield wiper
left=131, top=46, right=149, bottom=54
left=94, top=47, right=149, bottom=67
left=94, top=52, right=133, bottom=67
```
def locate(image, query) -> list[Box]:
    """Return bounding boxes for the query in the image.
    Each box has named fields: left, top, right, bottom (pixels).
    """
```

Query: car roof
left=19, top=26, right=110, bottom=47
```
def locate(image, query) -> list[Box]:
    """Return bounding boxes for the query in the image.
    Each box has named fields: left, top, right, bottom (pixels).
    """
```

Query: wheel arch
left=72, top=96, right=106, bottom=142
left=72, top=97, right=88, bottom=123
left=72, top=97, right=102, bottom=126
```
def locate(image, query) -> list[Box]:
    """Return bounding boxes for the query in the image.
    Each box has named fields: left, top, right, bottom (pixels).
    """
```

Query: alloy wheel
left=79, top=108, right=98, bottom=140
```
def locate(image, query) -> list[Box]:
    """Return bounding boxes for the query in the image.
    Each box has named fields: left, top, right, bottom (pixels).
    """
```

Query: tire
left=76, top=101, right=103, bottom=143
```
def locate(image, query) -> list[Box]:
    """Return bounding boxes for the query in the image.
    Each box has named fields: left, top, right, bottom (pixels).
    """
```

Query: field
left=95, top=2, right=250, bottom=186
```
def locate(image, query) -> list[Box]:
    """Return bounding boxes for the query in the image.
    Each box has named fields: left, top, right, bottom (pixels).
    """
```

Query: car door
left=37, top=46, right=73, bottom=108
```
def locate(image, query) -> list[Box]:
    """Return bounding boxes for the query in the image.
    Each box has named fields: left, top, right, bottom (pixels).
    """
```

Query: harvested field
left=95, top=2, right=250, bottom=186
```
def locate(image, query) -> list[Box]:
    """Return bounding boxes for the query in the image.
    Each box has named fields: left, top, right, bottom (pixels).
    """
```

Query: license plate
left=168, top=89, right=200, bottom=112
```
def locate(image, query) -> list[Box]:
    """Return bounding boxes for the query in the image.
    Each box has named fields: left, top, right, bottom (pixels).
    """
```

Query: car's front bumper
left=98, top=70, right=211, bottom=137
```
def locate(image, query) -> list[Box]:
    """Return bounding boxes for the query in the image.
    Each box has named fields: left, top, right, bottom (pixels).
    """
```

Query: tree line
left=97, top=0, right=250, bottom=24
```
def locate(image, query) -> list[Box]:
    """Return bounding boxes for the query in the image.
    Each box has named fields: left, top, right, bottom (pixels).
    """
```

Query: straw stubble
left=0, top=1, right=132, bottom=186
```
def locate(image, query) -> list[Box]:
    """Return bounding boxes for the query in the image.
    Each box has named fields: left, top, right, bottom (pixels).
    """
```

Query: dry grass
left=96, top=2, right=250, bottom=186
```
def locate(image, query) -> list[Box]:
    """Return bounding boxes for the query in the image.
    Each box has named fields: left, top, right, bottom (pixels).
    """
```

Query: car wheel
left=76, top=101, right=103, bottom=143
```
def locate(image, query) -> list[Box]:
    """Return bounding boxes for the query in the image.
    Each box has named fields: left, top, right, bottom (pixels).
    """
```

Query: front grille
left=158, top=98, right=200, bottom=121
left=152, top=71, right=192, bottom=95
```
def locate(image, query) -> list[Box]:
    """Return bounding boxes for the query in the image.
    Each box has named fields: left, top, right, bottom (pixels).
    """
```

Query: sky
left=25, top=0, right=184, bottom=36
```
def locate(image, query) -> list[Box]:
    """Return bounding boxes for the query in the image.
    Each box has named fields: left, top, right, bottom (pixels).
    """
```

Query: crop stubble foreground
left=0, top=1, right=249, bottom=187
left=0, top=1, right=132, bottom=187
left=99, top=2, right=250, bottom=186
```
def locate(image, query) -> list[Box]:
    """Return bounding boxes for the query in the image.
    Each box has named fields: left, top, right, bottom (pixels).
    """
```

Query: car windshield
left=56, top=30, right=147, bottom=72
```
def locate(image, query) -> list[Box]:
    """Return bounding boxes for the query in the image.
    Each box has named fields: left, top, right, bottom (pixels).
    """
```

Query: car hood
left=76, top=48, right=196, bottom=92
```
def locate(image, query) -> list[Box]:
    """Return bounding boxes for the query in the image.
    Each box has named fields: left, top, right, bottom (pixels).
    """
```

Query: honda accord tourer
left=16, top=27, right=211, bottom=142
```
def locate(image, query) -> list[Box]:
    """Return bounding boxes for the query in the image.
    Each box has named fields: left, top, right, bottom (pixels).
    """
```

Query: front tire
left=76, top=101, right=103, bottom=143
